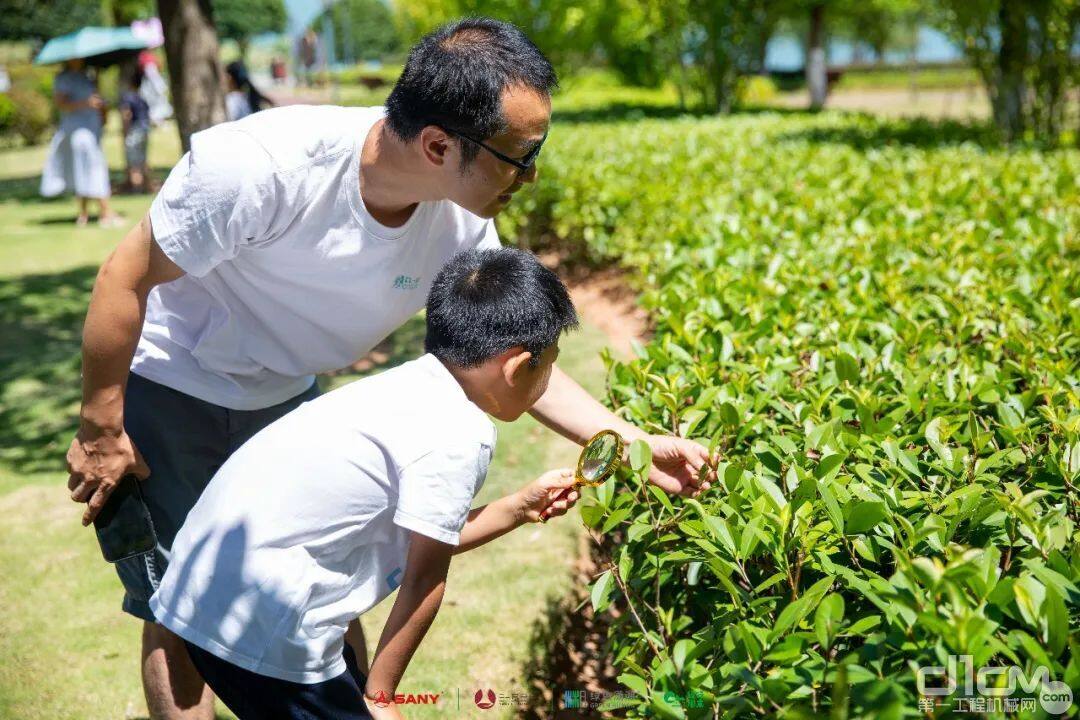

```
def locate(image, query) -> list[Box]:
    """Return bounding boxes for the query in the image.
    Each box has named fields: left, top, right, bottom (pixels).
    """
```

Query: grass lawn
left=0, top=123, right=611, bottom=718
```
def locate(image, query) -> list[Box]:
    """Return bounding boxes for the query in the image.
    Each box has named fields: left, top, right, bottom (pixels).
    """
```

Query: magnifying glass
left=539, top=429, right=625, bottom=522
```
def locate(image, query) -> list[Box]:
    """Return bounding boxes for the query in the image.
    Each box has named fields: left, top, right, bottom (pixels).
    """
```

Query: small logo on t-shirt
left=386, top=567, right=403, bottom=590
left=393, top=275, right=421, bottom=290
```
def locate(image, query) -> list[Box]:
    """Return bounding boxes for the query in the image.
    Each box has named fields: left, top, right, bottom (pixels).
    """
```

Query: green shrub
left=7, top=62, right=53, bottom=99
left=735, top=75, right=777, bottom=107
left=502, top=113, right=1080, bottom=718
left=0, top=92, right=16, bottom=135
left=8, top=86, right=52, bottom=145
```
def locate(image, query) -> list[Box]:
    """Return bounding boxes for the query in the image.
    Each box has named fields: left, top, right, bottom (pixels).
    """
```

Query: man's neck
left=359, top=119, right=440, bottom=228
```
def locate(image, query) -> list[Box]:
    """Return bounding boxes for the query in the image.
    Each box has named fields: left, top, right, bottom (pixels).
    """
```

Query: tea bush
left=7, top=86, right=52, bottom=146
left=503, top=113, right=1080, bottom=718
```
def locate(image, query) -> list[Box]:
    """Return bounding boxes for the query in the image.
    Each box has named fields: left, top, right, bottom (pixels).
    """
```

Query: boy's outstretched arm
left=454, top=469, right=579, bottom=555
left=363, top=532, right=452, bottom=718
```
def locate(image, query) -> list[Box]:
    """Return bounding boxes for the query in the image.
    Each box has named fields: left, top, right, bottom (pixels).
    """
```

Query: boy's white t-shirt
left=134, top=104, right=500, bottom=411
left=149, top=353, right=496, bottom=684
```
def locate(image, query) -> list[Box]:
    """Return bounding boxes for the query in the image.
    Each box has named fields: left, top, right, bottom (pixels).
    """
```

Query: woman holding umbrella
left=36, top=26, right=155, bottom=226
left=39, top=57, right=123, bottom=227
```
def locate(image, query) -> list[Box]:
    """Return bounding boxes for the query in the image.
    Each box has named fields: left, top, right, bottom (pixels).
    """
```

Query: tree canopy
left=0, top=0, right=102, bottom=42
left=213, top=0, right=287, bottom=47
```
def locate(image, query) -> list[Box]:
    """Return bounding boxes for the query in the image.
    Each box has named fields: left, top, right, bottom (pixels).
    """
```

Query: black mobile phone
left=93, top=474, right=158, bottom=563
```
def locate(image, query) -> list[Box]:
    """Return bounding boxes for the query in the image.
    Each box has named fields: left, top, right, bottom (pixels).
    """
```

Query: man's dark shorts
left=115, top=372, right=320, bottom=622
left=185, top=640, right=373, bottom=720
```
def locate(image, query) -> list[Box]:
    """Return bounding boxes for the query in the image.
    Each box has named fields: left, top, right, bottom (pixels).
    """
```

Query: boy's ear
left=501, top=348, right=533, bottom=387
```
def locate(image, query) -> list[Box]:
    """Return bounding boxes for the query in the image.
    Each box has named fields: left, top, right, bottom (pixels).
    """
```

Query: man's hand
left=643, top=435, right=715, bottom=498
left=67, top=424, right=150, bottom=526
left=515, top=468, right=580, bottom=523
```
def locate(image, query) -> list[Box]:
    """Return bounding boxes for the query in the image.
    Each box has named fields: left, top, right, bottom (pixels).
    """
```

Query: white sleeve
left=476, top=219, right=501, bottom=251
left=148, top=127, right=279, bottom=277
left=393, top=443, right=491, bottom=545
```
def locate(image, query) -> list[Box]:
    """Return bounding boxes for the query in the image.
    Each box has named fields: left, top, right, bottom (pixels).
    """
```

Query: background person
left=119, top=69, right=152, bottom=193
left=296, top=28, right=321, bottom=87
left=225, top=60, right=273, bottom=121
left=39, top=58, right=122, bottom=227
left=138, top=50, right=173, bottom=126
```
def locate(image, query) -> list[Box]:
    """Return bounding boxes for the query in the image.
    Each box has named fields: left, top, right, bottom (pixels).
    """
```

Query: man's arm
left=364, top=532, right=453, bottom=711
left=67, top=214, right=185, bottom=524
left=529, top=365, right=714, bottom=497
left=529, top=364, right=647, bottom=445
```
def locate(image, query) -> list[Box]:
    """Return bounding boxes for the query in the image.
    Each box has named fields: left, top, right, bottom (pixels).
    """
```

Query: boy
left=118, top=69, right=151, bottom=192
left=149, top=248, right=582, bottom=719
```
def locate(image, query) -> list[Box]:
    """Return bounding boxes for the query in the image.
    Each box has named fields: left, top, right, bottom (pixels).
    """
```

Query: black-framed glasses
left=442, top=126, right=548, bottom=173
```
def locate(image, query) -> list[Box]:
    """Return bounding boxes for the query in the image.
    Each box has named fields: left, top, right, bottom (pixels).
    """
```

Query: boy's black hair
left=385, top=17, right=558, bottom=163
left=426, top=248, right=578, bottom=368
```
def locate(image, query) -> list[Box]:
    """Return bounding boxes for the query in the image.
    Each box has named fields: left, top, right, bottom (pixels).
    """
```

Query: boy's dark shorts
left=114, top=372, right=319, bottom=622
left=185, top=640, right=373, bottom=720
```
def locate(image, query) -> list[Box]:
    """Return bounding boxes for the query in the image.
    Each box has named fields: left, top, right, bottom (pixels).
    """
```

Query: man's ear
left=419, top=125, right=451, bottom=168
left=501, top=348, right=533, bottom=387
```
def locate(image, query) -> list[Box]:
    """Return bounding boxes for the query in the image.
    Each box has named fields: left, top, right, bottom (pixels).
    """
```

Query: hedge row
left=501, top=113, right=1080, bottom=718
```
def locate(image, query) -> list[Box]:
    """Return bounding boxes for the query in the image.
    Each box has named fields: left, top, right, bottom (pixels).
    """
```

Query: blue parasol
left=33, top=26, right=153, bottom=67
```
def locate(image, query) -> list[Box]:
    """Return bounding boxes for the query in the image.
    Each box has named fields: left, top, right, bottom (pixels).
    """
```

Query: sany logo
left=368, top=690, right=441, bottom=707
left=474, top=689, right=497, bottom=709
left=917, top=654, right=1073, bottom=714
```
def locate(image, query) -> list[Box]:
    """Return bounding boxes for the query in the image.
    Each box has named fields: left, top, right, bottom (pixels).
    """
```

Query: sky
left=284, top=0, right=326, bottom=36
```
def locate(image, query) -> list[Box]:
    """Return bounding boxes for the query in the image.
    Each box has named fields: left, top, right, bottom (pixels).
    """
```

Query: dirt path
left=537, top=252, right=650, bottom=357
left=771, top=86, right=990, bottom=120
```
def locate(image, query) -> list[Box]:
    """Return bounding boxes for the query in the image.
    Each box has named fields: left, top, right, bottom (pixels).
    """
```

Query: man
left=67, top=18, right=712, bottom=720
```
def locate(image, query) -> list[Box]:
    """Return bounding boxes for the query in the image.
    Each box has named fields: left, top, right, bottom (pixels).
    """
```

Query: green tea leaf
left=845, top=501, right=887, bottom=535
left=835, top=352, right=860, bottom=384
left=629, top=439, right=652, bottom=474
left=591, top=569, right=615, bottom=613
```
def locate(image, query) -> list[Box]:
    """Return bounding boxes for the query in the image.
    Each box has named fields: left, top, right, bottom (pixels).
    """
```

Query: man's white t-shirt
left=135, top=104, right=500, bottom=410
left=149, top=353, right=496, bottom=684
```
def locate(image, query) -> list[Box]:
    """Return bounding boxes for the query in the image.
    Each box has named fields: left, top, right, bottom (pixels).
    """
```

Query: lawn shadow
left=0, top=174, right=52, bottom=203
left=519, top=538, right=619, bottom=719
left=0, top=265, right=96, bottom=475
left=775, top=114, right=1004, bottom=150
left=36, top=215, right=86, bottom=225
left=0, top=166, right=173, bottom=204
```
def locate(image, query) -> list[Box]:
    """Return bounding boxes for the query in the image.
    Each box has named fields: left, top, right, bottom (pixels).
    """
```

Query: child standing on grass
left=119, top=69, right=152, bottom=193
left=149, top=248, right=583, bottom=720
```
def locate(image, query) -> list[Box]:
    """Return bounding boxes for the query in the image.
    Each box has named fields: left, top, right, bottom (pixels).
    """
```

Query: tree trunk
left=992, top=1, right=1027, bottom=141
left=157, top=0, right=225, bottom=152
left=806, top=4, right=827, bottom=111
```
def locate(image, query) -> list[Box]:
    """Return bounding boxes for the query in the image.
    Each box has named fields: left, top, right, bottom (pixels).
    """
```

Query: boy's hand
left=516, top=468, right=579, bottom=524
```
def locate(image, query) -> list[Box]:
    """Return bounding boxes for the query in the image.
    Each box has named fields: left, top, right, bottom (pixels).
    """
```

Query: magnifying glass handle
left=549, top=485, right=574, bottom=506
left=539, top=483, right=582, bottom=521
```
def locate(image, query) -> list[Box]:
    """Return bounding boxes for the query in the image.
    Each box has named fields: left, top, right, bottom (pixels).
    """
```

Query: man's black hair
left=385, top=17, right=558, bottom=163
left=426, top=248, right=578, bottom=368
